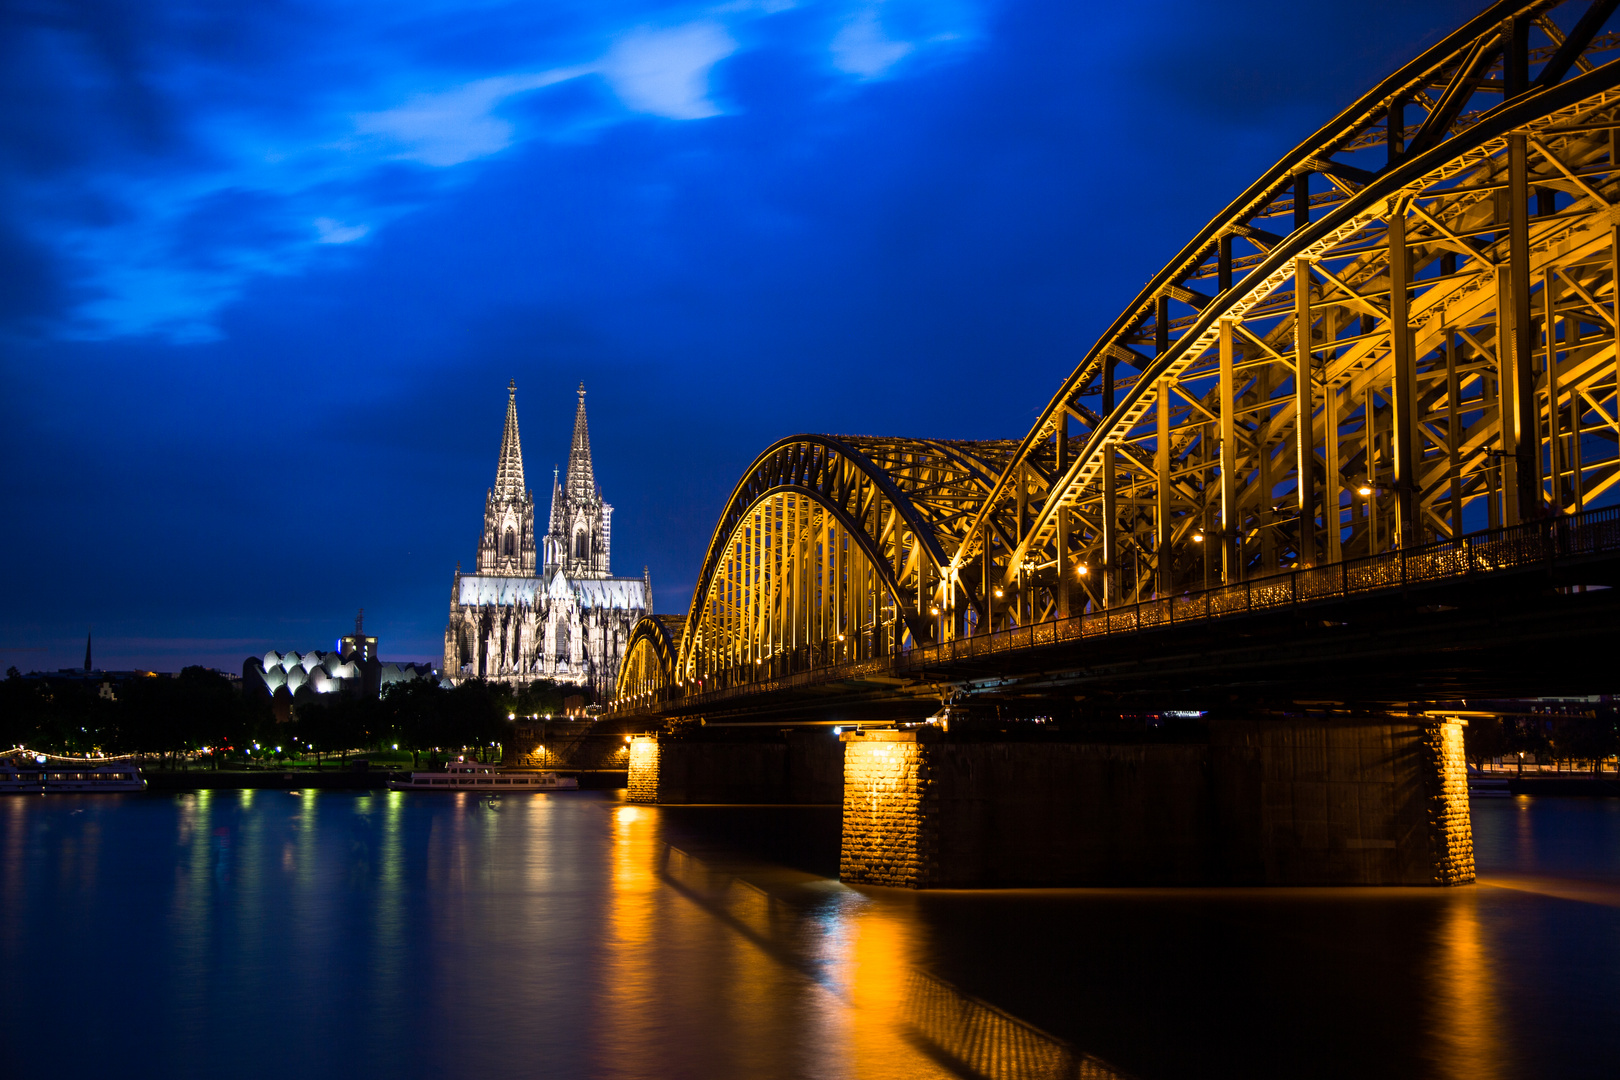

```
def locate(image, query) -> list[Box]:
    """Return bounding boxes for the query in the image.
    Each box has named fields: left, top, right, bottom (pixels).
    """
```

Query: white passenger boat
left=389, top=759, right=579, bottom=792
left=0, top=761, right=146, bottom=793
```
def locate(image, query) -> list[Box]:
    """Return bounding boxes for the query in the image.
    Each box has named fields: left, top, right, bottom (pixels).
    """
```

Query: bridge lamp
left=1357, top=484, right=1374, bottom=497
left=1077, top=565, right=1089, bottom=577
left=1192, top=531, right=1205, bottom=543
left=993, top=588, right=1004, bottom=598
left=930, top=606, right=939, bottom=616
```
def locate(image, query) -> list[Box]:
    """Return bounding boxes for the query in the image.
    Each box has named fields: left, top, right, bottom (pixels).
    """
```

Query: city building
left=243, top=611, right=435, bottom=719
left=443, top=382, right=650, bottom=697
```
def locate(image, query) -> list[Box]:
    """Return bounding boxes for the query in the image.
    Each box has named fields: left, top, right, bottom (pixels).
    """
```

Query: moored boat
left=0, top=761, right=146, bottom=793
left=389, top=759, right=579, bottom=792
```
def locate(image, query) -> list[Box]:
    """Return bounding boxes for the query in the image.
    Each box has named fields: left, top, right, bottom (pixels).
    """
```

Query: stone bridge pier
left=840, top=718, right=1473, bottom=887
left=627, top=728, right=843, bottom=805
left=630, top=717, right=1473, bottom=887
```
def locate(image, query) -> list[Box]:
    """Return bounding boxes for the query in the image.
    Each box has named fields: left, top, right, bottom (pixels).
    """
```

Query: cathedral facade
left=443, top=382, right=650, bottom=698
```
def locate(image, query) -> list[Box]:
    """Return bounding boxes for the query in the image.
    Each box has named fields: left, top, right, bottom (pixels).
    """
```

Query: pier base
left=840, top=718, right=1473, bottom=888
left=626, top=730, right=842, bottom=805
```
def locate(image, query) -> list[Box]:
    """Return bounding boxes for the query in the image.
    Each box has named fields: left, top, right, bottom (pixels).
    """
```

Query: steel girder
left=669, top=435, right=1013, bottom=686
left=951, top=0, right=1620, bottom=624
left=619, top=613, right=683, bottom=702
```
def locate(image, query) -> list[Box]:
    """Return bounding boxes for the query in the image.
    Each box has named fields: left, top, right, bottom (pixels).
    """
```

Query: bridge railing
left=616, top=506, right=1620, bottom=714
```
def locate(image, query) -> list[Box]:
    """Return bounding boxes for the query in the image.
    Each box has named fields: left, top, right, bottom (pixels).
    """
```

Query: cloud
left=315, top=218, right=369, bottom=244
left=599, top=22, right=737, bottom=120
left=352, top=20, right=738, bottom=169
left=355, top=69, right=587, bottom=167
left=3, top=2, right=986, bottom=344
left=831, top=8, right=914, bottom=79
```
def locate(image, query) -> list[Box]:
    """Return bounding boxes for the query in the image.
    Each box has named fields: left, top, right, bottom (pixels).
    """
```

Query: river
left=1, top=790, right=1616, bottom=1079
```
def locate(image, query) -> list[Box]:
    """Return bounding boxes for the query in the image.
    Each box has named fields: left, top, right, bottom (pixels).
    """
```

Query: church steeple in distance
left=566, top=382, right=595, bottom=503
left=548, top=381, right=611, bottom=578
left=494, top=379, right=526, bottom=498
left=477, top=380, right=537, bottom=576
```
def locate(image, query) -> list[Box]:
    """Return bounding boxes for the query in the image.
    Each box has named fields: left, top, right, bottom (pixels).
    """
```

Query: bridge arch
left=672, top=435, right=1013, bottom=686
left=954, top=0, right=1620, bottom=625
left=617, top=614, right=683, bottom=705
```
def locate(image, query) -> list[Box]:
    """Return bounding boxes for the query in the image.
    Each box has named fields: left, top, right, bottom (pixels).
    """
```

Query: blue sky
left=0, top=0, right=1482, bottom=672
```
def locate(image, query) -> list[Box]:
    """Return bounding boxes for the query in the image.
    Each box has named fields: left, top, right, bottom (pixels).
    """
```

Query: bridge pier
left=626, top=730, right=842, bottom=805
left=840, top=717, right=1473, bottom=888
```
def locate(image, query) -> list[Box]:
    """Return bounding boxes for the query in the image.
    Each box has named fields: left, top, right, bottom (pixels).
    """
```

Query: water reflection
left=1425, top=891, right=1504, bottom=1080
left=903, top=969, right=1127, bottom=1080
left=2, top=793, right=1618, bottom=1080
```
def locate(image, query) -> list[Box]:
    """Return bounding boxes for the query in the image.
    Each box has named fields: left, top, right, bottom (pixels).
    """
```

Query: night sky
left=1, top=0, right=1484, bottom=673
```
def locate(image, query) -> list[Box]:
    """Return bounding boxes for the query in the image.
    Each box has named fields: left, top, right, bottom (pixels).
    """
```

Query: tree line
left=0, top=667, right=580, bottom=767
left=1463, top=711, right=1619, bottom=773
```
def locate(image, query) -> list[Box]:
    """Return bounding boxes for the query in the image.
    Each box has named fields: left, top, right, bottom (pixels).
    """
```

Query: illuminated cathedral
left=443, top=381, right=650, bottom=697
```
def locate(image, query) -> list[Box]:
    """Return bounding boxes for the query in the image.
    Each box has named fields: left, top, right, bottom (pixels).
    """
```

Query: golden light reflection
left=589, top=810, right=1104, bottom=1078
left=592, top=799, right=664, bottom=1076
left=1427, top=890, right=1505, bottom=1080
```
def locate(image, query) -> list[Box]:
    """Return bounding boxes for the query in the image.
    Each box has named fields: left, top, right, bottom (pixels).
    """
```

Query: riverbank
left=141, top=769, right=628, bottom=791
left=1501, top=774, right=1620, bottom=796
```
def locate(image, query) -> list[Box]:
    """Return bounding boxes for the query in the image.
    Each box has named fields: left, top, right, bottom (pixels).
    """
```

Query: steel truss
left=647, top=435, right=1014, bottom=696
left=616, top=0, right=1620, bottom=706
left=951, top=0, right=1620, bottom=630
left=619, top=614, right=683, bottom=699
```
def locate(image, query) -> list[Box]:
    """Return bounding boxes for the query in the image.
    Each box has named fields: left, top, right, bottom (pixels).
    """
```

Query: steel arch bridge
left=617, top=0, right=1620, bottom=711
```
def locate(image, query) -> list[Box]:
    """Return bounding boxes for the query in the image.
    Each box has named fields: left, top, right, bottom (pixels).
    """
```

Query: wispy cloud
left=601, top=22, right=738, bottom=119
left=355, top=69, right=589, bottom=167
left=831, top=7, right=914, bottom=78
left=4, top=2, right=986, bottom=343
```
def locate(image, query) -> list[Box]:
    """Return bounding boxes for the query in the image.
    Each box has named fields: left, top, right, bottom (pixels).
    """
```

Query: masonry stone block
left=838, top=718, right=1475, bottom=888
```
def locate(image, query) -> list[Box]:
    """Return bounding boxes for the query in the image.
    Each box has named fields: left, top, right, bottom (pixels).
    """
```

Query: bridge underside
left=626, top=541, right=1620, bottom=724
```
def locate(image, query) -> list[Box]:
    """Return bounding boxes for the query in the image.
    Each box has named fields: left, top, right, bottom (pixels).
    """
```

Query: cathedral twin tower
left=443, top=382, right=650, bottom=698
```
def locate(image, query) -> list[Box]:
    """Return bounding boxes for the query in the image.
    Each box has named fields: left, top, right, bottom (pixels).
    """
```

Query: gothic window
left=574, top=530, right=588, bottom=559
left=505, top=528, right=516, bottom=557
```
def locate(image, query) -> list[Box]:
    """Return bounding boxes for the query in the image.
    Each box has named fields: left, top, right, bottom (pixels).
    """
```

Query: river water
left=1, top=790, right=1616, bottom=1080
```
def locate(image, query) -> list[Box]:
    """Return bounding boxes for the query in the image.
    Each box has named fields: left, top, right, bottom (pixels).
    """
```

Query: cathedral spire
left=494, top=379, right=526, bottom=498
left=566, top=382, right=595, bottom=502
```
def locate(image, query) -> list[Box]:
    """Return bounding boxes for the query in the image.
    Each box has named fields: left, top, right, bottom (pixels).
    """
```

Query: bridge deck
left=616, top=508, right=1620, bottom=720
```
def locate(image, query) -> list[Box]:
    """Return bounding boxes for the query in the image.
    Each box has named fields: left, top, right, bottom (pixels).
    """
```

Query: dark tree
left=1463, top=716, right=1510, bottom=767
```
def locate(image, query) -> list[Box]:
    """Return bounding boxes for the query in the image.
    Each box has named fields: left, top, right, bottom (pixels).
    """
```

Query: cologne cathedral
left=443, top=381, right=650, bottom=697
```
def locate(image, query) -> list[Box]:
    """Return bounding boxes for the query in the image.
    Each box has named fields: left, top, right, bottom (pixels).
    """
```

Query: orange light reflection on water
left=1427, top=889, right=1506, bottom=1080
left=590, top=803, right=958, bottom=1079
